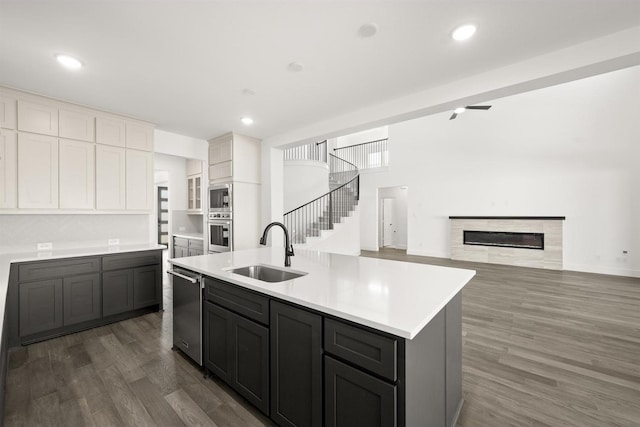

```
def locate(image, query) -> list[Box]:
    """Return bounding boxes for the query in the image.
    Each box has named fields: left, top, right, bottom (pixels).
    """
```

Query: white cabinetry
left=126, top=123, right=154, bottom=151
left=0, top=129, right=17, bottom=208
left=0, top=95, right=17, bottom=129
left=17, top=100, right=58, bottom=136
left=96, top=116, right=126, bottom=147
left=17, top=133, right=58, bottom=209
left=59, top=139, right=95, bottom=209
left=187, top=159, right=203, bottom=213
left=126, top=149, right=153, bottom=210
left=96, top=145, right=126, bottom=210
left=208, top=133, right=260, bottom=184
left=59, top=109, right=95, bottom=142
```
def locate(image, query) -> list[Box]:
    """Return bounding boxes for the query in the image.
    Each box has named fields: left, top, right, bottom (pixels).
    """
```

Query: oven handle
left=167, top=270, right=199, bottom=283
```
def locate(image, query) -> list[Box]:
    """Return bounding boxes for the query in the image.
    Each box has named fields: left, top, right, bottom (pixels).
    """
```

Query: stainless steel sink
left=227, top=265, right=307, bottom=283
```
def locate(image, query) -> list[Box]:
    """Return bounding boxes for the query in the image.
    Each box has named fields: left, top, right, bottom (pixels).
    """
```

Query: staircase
left=284, top=153, right=359, bottom=245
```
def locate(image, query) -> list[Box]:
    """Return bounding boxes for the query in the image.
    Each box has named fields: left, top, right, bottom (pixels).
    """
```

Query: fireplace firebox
left=463, top=230, right=544, bottom=250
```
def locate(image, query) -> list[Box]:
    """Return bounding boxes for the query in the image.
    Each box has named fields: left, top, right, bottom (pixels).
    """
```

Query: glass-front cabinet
left=187, top=174, right=202, bottom=213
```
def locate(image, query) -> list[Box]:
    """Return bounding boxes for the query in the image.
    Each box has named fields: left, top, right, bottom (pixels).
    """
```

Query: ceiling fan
left=449, top=105, right=491, bottom=120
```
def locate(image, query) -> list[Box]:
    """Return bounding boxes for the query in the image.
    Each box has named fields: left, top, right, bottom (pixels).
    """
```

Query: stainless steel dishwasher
left=168, top=268, right=203, bottom=365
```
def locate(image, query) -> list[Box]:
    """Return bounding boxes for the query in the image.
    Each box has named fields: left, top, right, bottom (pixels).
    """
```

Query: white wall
left=283, top=161, right=329, bottom=212
left=154, top=129, right=208, bottom=161
left=358, top=66, right=640, bottom=277
left=335, top=127, right=388, bottom=149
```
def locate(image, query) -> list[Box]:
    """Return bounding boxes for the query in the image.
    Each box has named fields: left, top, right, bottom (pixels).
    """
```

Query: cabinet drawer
left=102, top=250, right=161, bottom=271
left=324, top=318, right=398, bottom=382
left=19, top=257, right=100, bottom=282
left=174, top=237, right=189, bottom=248
left=204, top=278, right=269, bottom=325
left=188, top=239, right=203, bottom=251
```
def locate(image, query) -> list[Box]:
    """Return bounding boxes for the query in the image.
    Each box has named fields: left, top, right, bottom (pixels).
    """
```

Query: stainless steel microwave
left=209, top=183, right=231, bottom=212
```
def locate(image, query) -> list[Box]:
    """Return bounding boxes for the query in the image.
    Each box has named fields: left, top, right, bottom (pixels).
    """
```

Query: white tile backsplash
left=0, top=214, right=150, bottom=252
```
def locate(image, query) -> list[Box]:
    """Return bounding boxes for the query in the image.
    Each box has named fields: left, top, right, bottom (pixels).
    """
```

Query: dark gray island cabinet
left=7, top=249, right=163, bottom=347
left=202, top=275, right=463, bottom=427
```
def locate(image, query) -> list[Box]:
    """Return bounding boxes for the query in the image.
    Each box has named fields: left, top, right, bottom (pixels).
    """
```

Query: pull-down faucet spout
left=260, top=222, right=294, bottom=267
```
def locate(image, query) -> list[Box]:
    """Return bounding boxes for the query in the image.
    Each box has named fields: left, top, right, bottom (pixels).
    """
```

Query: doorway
left=378, top=186, right=408, bottom=250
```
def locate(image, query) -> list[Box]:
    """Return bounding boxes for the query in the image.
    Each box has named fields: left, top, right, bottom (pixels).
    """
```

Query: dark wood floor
left=4, top=249, right=640, bottom=426
left=363, top=248, right=640, bottom=427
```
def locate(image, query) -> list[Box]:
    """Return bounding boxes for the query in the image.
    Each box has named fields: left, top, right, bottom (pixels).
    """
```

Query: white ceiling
left=1, top=0, right=639, bottom=141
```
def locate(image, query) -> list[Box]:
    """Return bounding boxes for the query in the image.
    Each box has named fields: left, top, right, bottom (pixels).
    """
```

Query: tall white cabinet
left=0, top=86, right=155, bottom=213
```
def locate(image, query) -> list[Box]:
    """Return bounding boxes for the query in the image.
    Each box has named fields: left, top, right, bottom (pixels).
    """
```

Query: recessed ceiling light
left=452, top=24, right=476, bottom=41
left=287, top=62, right=304, bottom=72
left=241, top=117, right=254, bottom=126
left=55, top=54, right=83, bottom=70
left=358, top=22, right=379, bottom=38
left=454, top=107, right=466, bottom=114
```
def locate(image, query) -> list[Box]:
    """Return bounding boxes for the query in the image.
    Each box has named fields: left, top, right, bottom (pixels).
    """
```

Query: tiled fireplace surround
left=450, top=216, right=565, bottom=270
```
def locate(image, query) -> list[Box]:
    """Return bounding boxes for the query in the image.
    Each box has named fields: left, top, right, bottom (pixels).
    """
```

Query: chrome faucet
left=260, top=222, right=294, bottom=267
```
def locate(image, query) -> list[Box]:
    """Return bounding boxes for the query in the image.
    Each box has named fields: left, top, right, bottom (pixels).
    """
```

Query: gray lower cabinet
left=204, top=300, right=269, bottom=415
left=19, top=279, right=63, bottom=336
left=63, top=273, right=101, bottom=325
left=325, top=356, right=397, bottom=427
left=174, top=236, right=203, bottom=258
left=270, top=300, right=322, bottom=427
left=102, top=269, right=134, bottom=316
left=133, top=265, right=161, bottom=309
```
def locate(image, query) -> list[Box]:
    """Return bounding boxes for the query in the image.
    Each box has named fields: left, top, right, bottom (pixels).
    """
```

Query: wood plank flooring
left=362, top=248, right=640, bottom=427
left=4, top=249, right=639, bottom=426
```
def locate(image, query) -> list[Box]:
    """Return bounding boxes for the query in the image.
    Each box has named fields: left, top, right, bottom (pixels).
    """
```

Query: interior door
left=382, top=198, right=395, bottom=247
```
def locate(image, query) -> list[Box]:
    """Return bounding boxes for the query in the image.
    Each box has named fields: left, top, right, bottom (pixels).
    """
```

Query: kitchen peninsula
left=169, top=247, right=475, bottom=427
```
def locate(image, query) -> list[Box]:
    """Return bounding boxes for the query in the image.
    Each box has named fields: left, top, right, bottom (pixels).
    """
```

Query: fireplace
left=463, top=230, right=544, bottom=250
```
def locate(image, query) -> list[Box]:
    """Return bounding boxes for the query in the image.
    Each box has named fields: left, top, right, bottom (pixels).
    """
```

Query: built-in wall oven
left=208, top=212, right=232, bottom=253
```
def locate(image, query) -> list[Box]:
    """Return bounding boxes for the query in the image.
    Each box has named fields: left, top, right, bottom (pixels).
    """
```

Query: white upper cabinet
left=0, top=129, right=17, bottom=208
left=0, top=95, right=17, bottom=129
left=187, top=159, right=203, bottom=176
left=209, top=137, right=232, bottom=164
left=126, top=123, right=154, bottom=151
left=125, top=149, right=153, bottom=210
left=96, top=144, right=126, bottom=210
left=59, top=108, right=95, bottom=142
left=17, top=133, right=59, bottom=209
left=207, top=132, right=260, bottom=184
left=59, top=139, right=95, bottom=209
left=96, top=116, right=126, bottom=147
left=17, top=100, right=58, bottom=136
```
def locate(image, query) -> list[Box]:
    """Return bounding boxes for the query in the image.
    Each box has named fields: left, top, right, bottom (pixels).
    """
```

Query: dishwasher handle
left=167, top=269, right=199, bottom=283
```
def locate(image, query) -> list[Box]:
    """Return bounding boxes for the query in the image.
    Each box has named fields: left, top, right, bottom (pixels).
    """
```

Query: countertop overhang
left=169, top=247, right=476, bottom=339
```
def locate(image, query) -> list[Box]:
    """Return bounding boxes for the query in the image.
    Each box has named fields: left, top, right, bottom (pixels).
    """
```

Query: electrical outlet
left=622, top=250, right=628, bottom=255
left=108, top=239, right=120, bottom=246
left=37, top=242, right=53, bottom=251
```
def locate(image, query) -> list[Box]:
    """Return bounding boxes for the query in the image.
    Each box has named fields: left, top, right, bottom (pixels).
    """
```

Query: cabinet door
left=0, top=129, right=17, bottom=208
left=209, top=138, right=232, bottom=164
left=126, top=149, right=153, bottom=210
left=125, top=123, right=153, bottom=151
left=17, top=100, right=58, bottom=136
left=59, top=139, right=95, bottom=209
left=96, top=144, right=126, bottom=210
left=234, top=314, right=269, bottom=415
left=188, top=248, right=203, bottom=257
left=209, top=161, right=232, bottom=182
left=59, top=108, right=95, bottom=142
left=204, top=301, right=234, bottom=384
left=63, top=273, right=101, bottom=325
left=188, top=176, right=195, bottom=210
left=324, top=356, right=397, bottom=427
left=102, top=269, right=134, bottom=316
left=0, top=94, right=17, bottom=129
left=96, top=116, right=126, bottom=147
left=133, top=264, right=161, bottom=309
left=270, top=301, right=322, bottom=427
left=19, top=279, right=63, bottom=336
left=17, top=133, right=58, bottom=209
left=194, top=175, right=202, bottom=210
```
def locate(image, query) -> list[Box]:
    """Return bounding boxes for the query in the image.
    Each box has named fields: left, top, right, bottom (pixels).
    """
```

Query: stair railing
left=284, top=154, right=359, bottom=244
left=283, top=140, right=327, bottom=163
left=333, top=138, right=388, bottom=169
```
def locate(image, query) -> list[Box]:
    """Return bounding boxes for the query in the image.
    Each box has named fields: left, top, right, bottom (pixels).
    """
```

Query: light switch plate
left=37, top=242, right=53, bottom=251
left=108, top=239, right=120, bottom=245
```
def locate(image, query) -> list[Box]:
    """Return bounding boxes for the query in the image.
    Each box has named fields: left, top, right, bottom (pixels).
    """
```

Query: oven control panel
left=209, top=212, right=232, bottom=220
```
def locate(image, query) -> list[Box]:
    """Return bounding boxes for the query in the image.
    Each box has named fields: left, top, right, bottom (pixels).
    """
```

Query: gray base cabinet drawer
left=19, top=257, right=100, bottom=282
left=205, top=278, right=269, bottom=325
left=102, top=251, right=161, bottom=271
left=325, top=356, right=397, bottom=427
left=324, top=318, right=398, bottom=382
left=174, top=237, right=189, bottom=248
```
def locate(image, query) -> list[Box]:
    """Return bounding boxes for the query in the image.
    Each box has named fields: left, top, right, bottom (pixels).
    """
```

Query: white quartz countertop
left=172, top=233, right=204, bottom=240
left=169, top=247, right=475, bottom=339
left=0, top=243, right=166, bottom=339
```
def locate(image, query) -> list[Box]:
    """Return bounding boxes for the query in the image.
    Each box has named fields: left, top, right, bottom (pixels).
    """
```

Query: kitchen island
left=170, top=247, right=475, bottom=427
